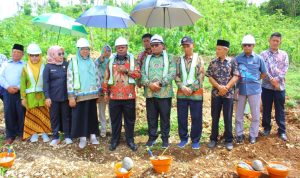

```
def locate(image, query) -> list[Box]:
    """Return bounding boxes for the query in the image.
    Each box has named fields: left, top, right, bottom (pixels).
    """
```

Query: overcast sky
left=0, top=0, right=268, bottom=21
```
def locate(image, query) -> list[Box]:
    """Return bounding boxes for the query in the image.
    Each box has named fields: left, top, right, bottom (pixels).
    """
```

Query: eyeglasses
left=29, top=54, right=39, bottom=57
left=81, top=48, right=90, bottom=51
left=243, top=44, right=253, bottom=47
left=151, top=44, right=160, bottom=48
left=58, top=52, right=64, bottom=56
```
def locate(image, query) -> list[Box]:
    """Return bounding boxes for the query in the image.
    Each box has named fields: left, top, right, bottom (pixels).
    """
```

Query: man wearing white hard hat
left=235, top=35, right=267, bottom=144
left=21, top=43, right=52, bottom=143
left=102, top=37, right=140, bottom=151
left=141, top=34, right=176, bottom=148
left=67, top=38, right=101, bottom=149
left=0, top=44, right=26, bottom=144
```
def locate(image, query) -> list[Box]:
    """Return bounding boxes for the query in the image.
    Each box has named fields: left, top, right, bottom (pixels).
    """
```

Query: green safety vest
left=180, top=53, right=198, bottom=86
left=145, top=50, right=169, bottom=79
left=25, top=63, right=44, bottom=94
left=108, top=53, right=135, bottom=85
left=71, top=57, right=81, bottom=90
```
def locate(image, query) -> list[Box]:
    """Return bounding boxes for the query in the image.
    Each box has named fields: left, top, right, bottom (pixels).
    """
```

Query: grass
left=285, top=65, right=300, bottom=108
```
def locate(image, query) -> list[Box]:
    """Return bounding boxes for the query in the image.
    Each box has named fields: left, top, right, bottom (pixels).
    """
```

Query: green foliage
left=23, top=3, right=32, bottom=16
left=260, top=0, right=300, bottom=17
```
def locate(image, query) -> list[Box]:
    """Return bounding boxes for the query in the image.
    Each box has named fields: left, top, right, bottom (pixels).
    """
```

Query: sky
left=0, top=0, right=268, bottom=21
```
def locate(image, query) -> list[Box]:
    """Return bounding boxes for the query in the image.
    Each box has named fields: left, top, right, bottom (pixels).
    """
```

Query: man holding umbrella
left=141, top=34, right=176, bottom=148
left=102, top=37, right=140, bottom=151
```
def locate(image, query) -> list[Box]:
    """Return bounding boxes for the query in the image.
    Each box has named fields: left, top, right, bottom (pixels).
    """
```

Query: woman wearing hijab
left=43, top=46, right=72, bottom=146
left=95, top=45, right=112, bottom=137
left=67, top=38, right=100, bottom=149
left=21, top=43, right=51, bottom=142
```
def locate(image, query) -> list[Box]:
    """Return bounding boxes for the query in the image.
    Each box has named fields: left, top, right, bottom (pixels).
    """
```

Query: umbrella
left=75, top=5, right=135, bottom=41
left=130, top=0, right=202, bottom=28
left=32, top=13, right=88, bottom=43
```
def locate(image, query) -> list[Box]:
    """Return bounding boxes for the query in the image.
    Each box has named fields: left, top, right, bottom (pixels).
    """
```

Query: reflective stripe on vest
left=108, top=53, right=135, bottom=85
left=25, top=63, right=44, bottom=94
left=180, top=53, right=198, bottom=86
left=72, top=58, right=81, bottom=90
left=145, top=50, right=169, bottom=79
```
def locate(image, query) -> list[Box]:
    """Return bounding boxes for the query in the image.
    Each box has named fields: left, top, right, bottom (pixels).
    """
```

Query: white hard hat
left=150, top=34, right=164, bottom=44
left=27, top=43, right=42, bottom=54
left=115, top=37, right=128, bottom=46
left=241, top=34, right=255, bottom=45
left=76, top=38, right=90, bottom=48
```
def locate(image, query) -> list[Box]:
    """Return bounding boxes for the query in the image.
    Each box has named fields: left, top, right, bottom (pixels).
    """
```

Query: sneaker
left=207, top=140, right=217, bottom=148
left=42, top=133, right=50, bottom=143
left=65, top=138, right=73, bottom=145
left=90, top=134, right=99, bottom=145
left=146, top=140, right=156, bottom=147
left=192, top=142, right=200, bottom=150
left=225, top=142, right=233, bottom=151
left=30, top=134, right=39, bottom=143
left=262, top=130, right=270, bottom=136
left=162, top=141, right=169, bottom=149
left=236, top=135, right=245, bottom=144
left=79, top=137, right=87, bottom=149
left=100, top=132, right=106, bottom=138
left=50, top=139, right=60, bottom=146
left=177, top=140, right=188, bottom=148
left=249, top=136, right=256, bottom=144
left=279, top=133, right=287, bottom=141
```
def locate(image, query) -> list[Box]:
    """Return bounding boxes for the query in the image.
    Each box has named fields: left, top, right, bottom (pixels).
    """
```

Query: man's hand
left=45, top=98, right=52, bottom=108
left=182, top=86, right=193, bottom=96
left=21, top=99, right=28, bottom=108
left=218, top=85, right=228, bottom=96
left=270, top=78, right=280, bottom=90
left=69, top=98, right=76, bottom=108
left=149, top=82, right=161, bottom=92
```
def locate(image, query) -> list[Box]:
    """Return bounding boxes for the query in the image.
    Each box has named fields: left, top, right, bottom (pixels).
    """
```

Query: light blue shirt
left=0, top=59, right=26, bottom=89
left=236, top=52, right=267, bottom=95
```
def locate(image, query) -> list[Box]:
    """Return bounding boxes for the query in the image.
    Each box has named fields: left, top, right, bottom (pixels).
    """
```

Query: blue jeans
left=177, top=99, right=203, bottom=143
left=262, top=87, right=286, bottom=134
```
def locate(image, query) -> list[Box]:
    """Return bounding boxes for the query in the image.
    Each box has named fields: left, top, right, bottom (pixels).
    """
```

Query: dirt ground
left=0, top=90, right=299, bottom=178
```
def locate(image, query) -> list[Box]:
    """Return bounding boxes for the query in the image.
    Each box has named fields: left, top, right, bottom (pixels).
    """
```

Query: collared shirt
left=175, top=54, right=205, bottom=100
left=141, top=53, right=176, bottom=98
left=0, top=54, right=7, bottom=68
left=206, top=57, right=240, bottom=98
left=102, top=54, right=141, bottom=100
left=236, top=52, right=267, bottom=95
left=260, top=49, right=289, bottom=91
left=0, top=59, right=26, bottom=89
left=137, top=49, right=152, bottom=69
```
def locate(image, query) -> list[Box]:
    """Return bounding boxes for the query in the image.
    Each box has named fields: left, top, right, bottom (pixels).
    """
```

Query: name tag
left=50, top=69, right=57, bottom=72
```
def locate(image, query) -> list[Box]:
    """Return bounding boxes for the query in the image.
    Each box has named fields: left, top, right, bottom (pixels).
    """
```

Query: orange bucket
left=266, top=162, right=289, bottom=178
left=114, top=162, right=132, bottom=178
left=150, top=156, right=172, bottom=174
left=236, top=161, right=262, bottom=178
left=0, top=152, right=16, bottom=168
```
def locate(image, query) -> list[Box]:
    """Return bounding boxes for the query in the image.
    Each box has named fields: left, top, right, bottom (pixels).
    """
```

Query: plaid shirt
left=206, top=57, right=240, bottom=98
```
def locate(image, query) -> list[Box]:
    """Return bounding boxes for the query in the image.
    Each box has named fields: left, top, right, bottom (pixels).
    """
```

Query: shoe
left=50, top=139, right=60, bottom=146
left=109, top=142, right=118, bottom=151
left=207, top=140, right=217, bottom=148
left=225, top=142, right=233, bottom=151
left=162, top=141, right=169, bottom=149
left=30, top=134, right=39, bottom=143
left=177, top=140, right=188, bottom=148
left=64, top=138, right=73, bottom=145
left=249, top=136, right=256, bottom=144
left=192, top=142, right=200, bottom=150
left=236, top=135, right=244, bottom=144
left=42, top=133, right=50, bottom=143
left=5, top=138, right=14, bottom=145
left=279, top=133, right=287, bottom=141
left=145, top=140, right=156, bottom=147
left=79, top=137, right=87, bottom=149
left=100, top=132, right=106, bottom=138
left=262, top=130, right=270, bottom=136
left=127, top=142, right=138, bottom=151
left=90, top=134, right=99, bottom=145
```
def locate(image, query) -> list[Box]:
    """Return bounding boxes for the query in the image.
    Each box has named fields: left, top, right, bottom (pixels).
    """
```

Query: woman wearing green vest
left=67, top=38, right=101, bottom=149
left=21, top=43, right=51, bottom=142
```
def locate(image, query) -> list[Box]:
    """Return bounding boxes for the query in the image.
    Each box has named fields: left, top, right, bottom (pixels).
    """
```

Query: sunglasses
left=243, top=44, right=253, bottom=47
left=151, top=44, right=161, bottom=48
left=58, top=52, right=64, bottom=56
left=30, top=54, right=39, bottom=57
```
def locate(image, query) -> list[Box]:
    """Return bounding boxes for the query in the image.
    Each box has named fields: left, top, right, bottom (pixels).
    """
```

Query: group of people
left=0, top=32, right=288, bottom=152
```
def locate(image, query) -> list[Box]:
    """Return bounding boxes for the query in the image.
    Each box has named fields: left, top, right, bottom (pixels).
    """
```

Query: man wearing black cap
left=206, top=40, right=239, bottom=150
left=0, top=44, right=26, bottom=144
left=175, top=36, right=205, bottom=150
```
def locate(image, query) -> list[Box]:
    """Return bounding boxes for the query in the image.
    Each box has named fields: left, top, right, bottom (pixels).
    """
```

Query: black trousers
left=50, top=101, right=71, bottom=139
left=71, top=99, right=99, bottom=138
left=210, top=96, right=233, bottom=143
left=109, top=99, right=136, bottom=144
left=146, top=98, right=171, bottom=142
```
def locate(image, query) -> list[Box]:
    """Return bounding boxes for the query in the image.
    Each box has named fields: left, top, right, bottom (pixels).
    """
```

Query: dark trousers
left=3, top=91, right=25, bottom=139
left=210, top=96, right=233, bottom=143
left=262, top=87, right=286, bottom=134
left=109, top=99, right=136, bottom=144
left=50, top=101, right=71, bottom=139
left=177, top=99, right=203, bottom=143
left=71, top=99, right=99, bottom=138
left=146, top=98, right=171, bottom=142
